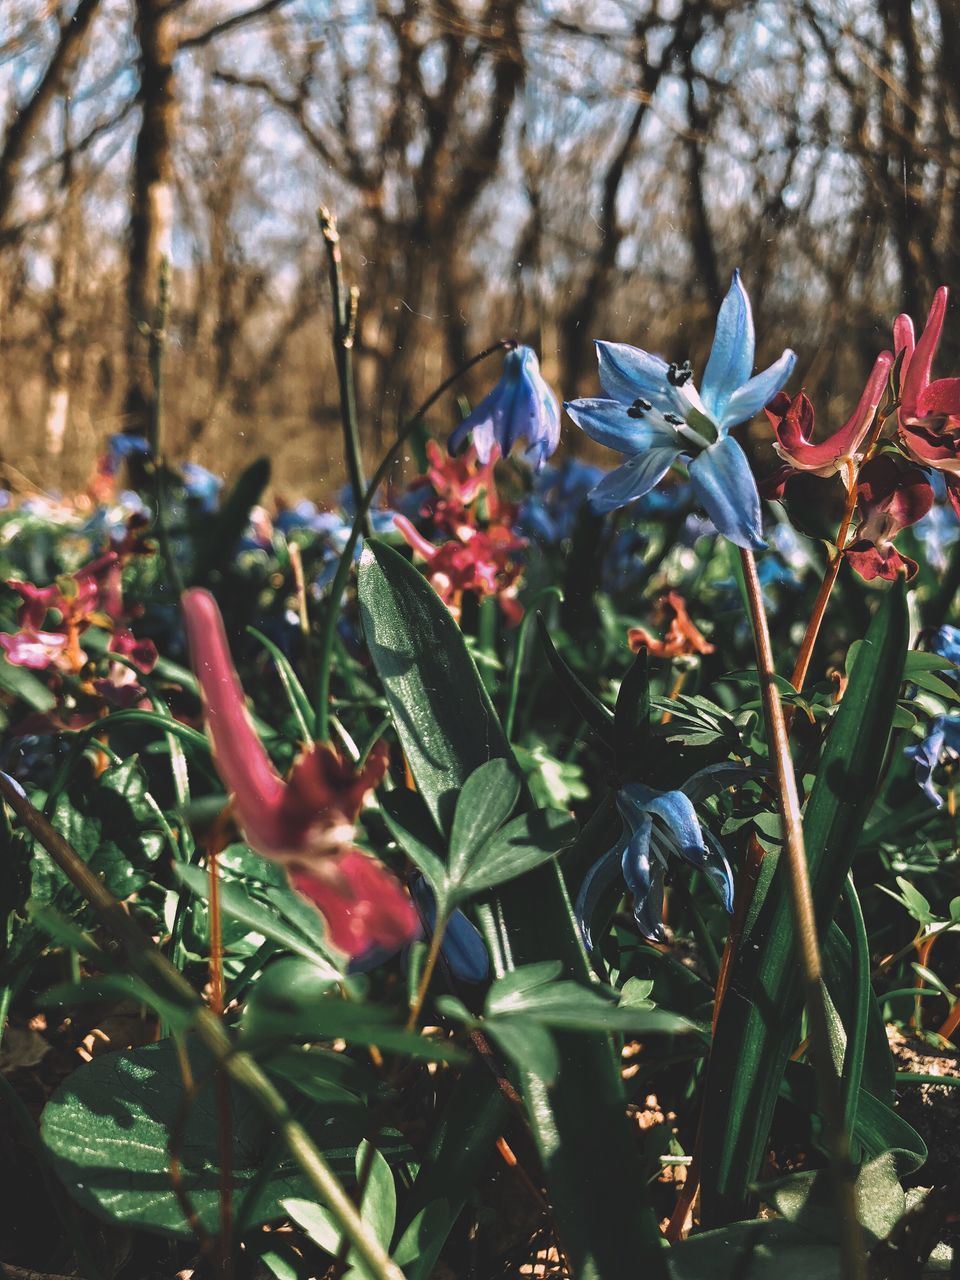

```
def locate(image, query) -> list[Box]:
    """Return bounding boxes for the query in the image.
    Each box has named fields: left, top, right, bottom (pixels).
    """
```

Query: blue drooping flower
left=905, top=713, right=960, bottom=807
left=576, top=766, right=739, bottom=948
left=108, top=433, right=151, bottom=471
left=565, top=272, right=796, bottom=550
left=449, top=346, right=561, bottom=470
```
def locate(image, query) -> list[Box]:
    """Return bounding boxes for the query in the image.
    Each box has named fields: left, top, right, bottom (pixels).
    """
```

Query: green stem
left=0, top=774, right=405, bottom=1280
left=503, top=585, right=563, bottom=740
left=405, top=915, right=447, bottom=1032
left=319, top=208, right=370, bottom=539
left=314, top=339, right=516, bottom=741
left=739, top=548, right=865, bottom=1280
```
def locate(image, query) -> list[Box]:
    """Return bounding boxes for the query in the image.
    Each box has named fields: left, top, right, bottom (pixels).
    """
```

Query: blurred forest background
left=0, top=0, right=958, bottom=497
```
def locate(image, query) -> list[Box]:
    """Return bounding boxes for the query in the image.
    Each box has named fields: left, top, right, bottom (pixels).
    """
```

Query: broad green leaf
left=242, top=955, right=464, bottom=1063
left=485, top=1018, right=560, bottom=1085
left=535, top=614, right=616, bottom=741
left=173, top=863, right=341, bottom=977
left=358, top=540, right=669, bottom=1280
left=448, top=759, right=520, bottom=882
left=0, top=656, right=57, bottom=712
left=454, top=808, right=577, bottom=898
left=40, top=1037, right=379, bottom=1237
left=486, top=961, right=563, bottom=1010
left=700, top=580, right=908, bottom=1226
left=284, top=1142, right=397, bottom=1280
left=379, top=791, right=447, bottom=896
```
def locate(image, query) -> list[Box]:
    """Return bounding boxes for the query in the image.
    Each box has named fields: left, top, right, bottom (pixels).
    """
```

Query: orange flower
left=627, top=592, right=715, bottom=659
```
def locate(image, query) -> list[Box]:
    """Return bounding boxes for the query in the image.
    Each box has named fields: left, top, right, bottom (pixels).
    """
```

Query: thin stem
left=740, top=548, right=865, bottom=1279
left=841, top=873, right=870, bottom=1136
left=790, top=461, right=859, bottom=694
left=0, top=773, right=406, bottom=1280
left=313, top=338, right=516, bottom=741
left=208, top=830, right=233, bottom=1279
left=405, top=916, right=447, bottom=1032
left=319, top=208, right=370, bottom=539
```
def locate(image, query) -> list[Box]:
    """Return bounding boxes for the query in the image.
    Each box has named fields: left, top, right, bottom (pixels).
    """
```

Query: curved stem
left=740, top=548, right=865, bottom=1280
left=314, top=339, right=516, bottom=741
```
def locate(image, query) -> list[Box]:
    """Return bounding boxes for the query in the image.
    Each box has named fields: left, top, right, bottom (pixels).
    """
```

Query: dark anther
left=667, top=360, right=693, bottom=387
left=664, top=412, right=685, bottom=426
left=627, top=397, right=651, bottom=419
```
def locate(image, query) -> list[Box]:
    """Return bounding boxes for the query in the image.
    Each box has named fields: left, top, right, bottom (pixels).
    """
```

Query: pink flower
left=109, top=628, right=158, bottom=674
left=394, top=515, right=525, bottom=624
left=0, top=630, right=68, bottom=669
left=181, top=587, right=417, bottom=959
left=895, top=287, right=960, bottom=514
left=845, top=454, right=934, bottom=582
left=767, top=352, right=893, bottom=486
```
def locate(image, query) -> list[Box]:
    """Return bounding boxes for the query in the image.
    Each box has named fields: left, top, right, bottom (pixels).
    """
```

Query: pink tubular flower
left=767, top=351, right=893, bottom=486
left=895, top=287, right=960, bottom=513
left=0, top=629, right=68, bottom=669
left=845, top=454, right=934, bottom=582
left=181, top=587, right=417, bottom=959
left=394, top=515, right=525, bottom=624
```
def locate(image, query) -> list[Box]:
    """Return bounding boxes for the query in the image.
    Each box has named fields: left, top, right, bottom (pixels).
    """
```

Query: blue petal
left=720, top=350, right=797, bottom=429
left=642, top=790, right=707, bottom=863
left=619, top=814, right=666, bottom=941
left=930, top=626, right=960, bottom=671
left=448, top=385, right=503, bottom=459
left=700, top=271, right=755, bottom=420
left=701, top=832, right=736, bottom=913
left=595, top=342, right=684, bottom=414
left=411, top=877, right=490, bottom=982
left=588, top=446, right=680, bottom=514
left=905, top=719, right=946, bottom=807
left=688, top=435, right=766, bottom=550
left=575, top=835, right=629, bottom=950
left=565, top=398, right=678, bottom=456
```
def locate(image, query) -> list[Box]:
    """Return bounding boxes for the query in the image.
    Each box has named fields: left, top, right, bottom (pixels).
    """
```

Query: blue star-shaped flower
left=449, top=346, right=561, bottom=470
left=576, top=765, right=739, bottom=948
left=905, top=712, right=960, bottom=807
left=565, top=271, right=796, bottom=550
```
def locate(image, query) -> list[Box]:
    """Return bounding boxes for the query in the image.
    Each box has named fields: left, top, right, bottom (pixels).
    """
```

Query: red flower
left=895, top=287, right=960, bottom=514
left=766, top=351, right=893, bottom=488
left=628, top=591, right=715, bottom=658
left=182, top=588, right=417, bottom=959
left=394, top=514, right=525, bottom=624
left=845, top=454, right=934, bottom=581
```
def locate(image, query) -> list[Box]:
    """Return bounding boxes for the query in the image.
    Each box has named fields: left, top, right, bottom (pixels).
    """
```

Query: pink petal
left=109, top=628, right=159, bottom=673
left=901, top=287, right=949, bottom=420
left=289, top=849, right=419, bottom=959
left=0, top=629, right=68, bottom=669
left=917, top=377, right=960, bottom=417
left=393, top=514, right=437, bottom=562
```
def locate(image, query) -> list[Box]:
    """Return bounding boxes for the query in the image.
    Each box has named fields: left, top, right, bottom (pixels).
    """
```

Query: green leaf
left=448, top=759, right=520, bottom=881
left=247, top=625, right=316, bottom=742
left=535, top=613, right=616, bottom=742
left=700, top=579, right=908, bottom=1227
left=358, top=540, right=669, bottom=1280
left=614, top=647, right=650, bottom=762
left=485, top=1018, right=560, bottom=1085
left=40, top=1037, right=364, bottom=1237
left=191, top=456, right=271, bottom=584
left=379, top=792, right=447, bottom=898
left=173, top=863, right=341, bottom=977
left=284, top=1142, right=397, bottom=1280
left=453, top=808, right=577, bottom=899
left=488, top=975, right=693, bottom=1036
left=0, top=656, right=56, bottom=712
left=242, top=956, right=464, bottom=1063
left=486, top=961, right=563, bottom=1011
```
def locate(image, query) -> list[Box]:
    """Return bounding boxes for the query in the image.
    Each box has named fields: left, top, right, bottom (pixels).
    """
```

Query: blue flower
left=517, top=459, right=605, bottom=544
left=182, top=463, right=223, bottom=513
left=410, top=877, right=490, bottom=983
left=449, top=346, right=561, bottom=470
left=905, top=713, right=960, bottom=807
left=929, top=625, right=960, bottom=671
left=576, top=765, right=738, bottom=948
left=565, top=272, right=796, bottom=550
